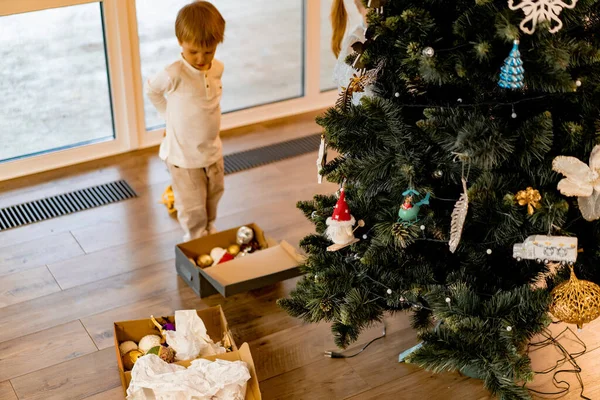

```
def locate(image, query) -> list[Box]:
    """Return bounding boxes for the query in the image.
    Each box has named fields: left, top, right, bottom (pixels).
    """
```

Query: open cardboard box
left=118, top=343, right=261, bottom=399
left=177, top=343, right=262, bottom=400
left=114, top=306, right=237, bottom=395
left=175, top=223, right=304, bottom=298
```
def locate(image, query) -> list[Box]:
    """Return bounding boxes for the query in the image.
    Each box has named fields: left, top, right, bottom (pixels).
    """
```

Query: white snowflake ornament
left=552, top=145, right=600, bottom=221
left=508, top=0, right=579, bottom=34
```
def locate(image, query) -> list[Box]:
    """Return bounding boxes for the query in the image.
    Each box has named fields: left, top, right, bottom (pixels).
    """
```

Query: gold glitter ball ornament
left=515, top=187, right=542, bottom=215
left=122, top=349, right=144, bottom=371
left=227, top=244, right=241, bottom=257
left=196, top=254, right=214, bottom=268
left=549, top=266, right=600, bottom=329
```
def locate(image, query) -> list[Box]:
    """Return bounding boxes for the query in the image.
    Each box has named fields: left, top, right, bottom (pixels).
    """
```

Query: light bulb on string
left=422, top=47, right=435, bottom=57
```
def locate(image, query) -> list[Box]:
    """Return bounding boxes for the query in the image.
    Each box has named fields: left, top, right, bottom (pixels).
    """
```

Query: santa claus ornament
left=326, top=189, right=365, bottom=251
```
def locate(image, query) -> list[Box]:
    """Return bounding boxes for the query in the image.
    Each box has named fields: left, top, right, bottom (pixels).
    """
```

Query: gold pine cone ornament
left=549, top=266, right=600, bottom=329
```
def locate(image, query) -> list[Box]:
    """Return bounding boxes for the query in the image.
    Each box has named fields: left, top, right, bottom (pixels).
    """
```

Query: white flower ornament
left=508, top=0, right=578, bottom=34
left=553, top=145, right=600, bottom=221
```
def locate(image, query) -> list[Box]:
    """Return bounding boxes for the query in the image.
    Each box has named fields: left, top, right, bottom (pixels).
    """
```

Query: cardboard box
left=178, top=343, right=262, bottom=400
left=114, top=306, right=237, bottom=395
left=117, top=343, right=261, bottom=399
left=175, top=223, right=304, bottom=298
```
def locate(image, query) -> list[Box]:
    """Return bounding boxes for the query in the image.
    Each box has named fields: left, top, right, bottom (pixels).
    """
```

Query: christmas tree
left=278, top=1, right=600, bottom=399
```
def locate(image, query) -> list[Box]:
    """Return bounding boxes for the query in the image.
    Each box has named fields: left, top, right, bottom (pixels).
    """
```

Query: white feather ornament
left=449, top=178, right=469, bottom=253
left=317, top=135, right=327, bottom=184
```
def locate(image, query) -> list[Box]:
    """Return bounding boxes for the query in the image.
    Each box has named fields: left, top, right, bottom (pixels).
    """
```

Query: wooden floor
left=1, top=113, right=599, bottom=400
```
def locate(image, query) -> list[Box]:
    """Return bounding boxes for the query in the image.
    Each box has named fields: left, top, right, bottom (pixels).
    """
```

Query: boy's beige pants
left=167, top=159, right=225, bottom=241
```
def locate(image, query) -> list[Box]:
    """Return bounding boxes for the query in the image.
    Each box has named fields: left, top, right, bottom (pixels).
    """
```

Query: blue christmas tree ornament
left=498, top=40, right=524, bottom=89
left=398, top=189, right=431, bottom=224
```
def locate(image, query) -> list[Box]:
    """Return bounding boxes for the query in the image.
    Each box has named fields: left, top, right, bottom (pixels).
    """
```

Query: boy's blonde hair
left=175, top=1, right=225, bottom=47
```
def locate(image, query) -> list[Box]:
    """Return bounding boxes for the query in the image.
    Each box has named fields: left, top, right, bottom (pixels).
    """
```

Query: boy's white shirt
left=145, top=54, right=224, bottom=169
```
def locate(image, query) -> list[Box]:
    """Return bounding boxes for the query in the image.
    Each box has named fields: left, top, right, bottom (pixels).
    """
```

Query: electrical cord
left=525, top=326, right=590, bottom=399
left=324, top=323, right=387, bottom=358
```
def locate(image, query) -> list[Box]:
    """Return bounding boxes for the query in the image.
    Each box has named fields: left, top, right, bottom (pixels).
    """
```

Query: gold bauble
left=122, top=350, right=144, bottom=371
left=196, top=254, right=213, bottom=268
left=227, top=244, right=240, bottom=257
left=549, top=266, right=600, bottom=329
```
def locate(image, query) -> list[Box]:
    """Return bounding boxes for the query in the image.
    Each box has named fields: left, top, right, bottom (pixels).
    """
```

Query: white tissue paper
left=126, top=354, right=250, bottom=400
left=166, top=310, right=227, bottom=361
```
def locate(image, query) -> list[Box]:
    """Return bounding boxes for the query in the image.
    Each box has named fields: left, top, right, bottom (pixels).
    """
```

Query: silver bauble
left=236, top=226, right=254, bottom=245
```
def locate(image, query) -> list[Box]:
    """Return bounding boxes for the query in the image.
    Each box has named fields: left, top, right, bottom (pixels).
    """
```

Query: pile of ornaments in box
left=119, top=316, right=177, bottom=371
left=192, top=226, right=262, bottom=269
left=119, top=312, right=233, bottom=372
left=119, top=310, right=248, bottom=399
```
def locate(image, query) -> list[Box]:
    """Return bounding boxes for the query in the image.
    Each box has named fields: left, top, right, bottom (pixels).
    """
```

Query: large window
left=0, top=0, right=338, bottom=181
left=0, top=2, right=114, bottom=162
left=136, top=0, right=304, bottom=131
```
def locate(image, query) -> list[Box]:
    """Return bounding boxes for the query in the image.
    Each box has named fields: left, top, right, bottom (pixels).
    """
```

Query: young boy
left=146, top=1, right=226, bottom=241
